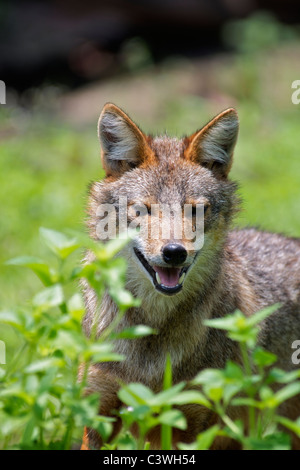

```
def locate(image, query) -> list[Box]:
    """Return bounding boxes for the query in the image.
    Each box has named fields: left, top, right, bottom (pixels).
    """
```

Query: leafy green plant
left=189, top=309, right=300, bottom=450
left=1, top=228, right=299, bottom=450
left=0, top=228, right=146, bottom=449
left=108, top=306, right=300, bottom=451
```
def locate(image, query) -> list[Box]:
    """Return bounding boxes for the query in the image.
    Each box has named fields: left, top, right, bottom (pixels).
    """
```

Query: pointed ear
left=186, top=108, right=239, bottom=177
left=98, top=103, right=152, bottom=177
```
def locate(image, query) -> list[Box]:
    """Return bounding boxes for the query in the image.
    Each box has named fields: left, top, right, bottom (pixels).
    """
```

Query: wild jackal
left=81, top=103, right=300, bottom=449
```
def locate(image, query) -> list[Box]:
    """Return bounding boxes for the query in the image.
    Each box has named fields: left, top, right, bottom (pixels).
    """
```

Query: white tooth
left=179, top=272, right=186, bottom=284
left=156, top=272, right=161, bottom=284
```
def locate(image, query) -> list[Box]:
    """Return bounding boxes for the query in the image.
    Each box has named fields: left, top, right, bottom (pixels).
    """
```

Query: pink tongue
left=154, top=266, right=181, bottom=287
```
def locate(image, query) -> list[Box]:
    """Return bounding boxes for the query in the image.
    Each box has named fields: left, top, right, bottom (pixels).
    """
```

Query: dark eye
left=191, top=204, right=209, bottom=217
left=131, top=204, right=151, bottom=217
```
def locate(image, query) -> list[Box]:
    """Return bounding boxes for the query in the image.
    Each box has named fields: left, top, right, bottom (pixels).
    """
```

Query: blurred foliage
left=120, top=37, right=154, bottom=73
left=0, top=229, right=299, bottom=450
left=223, top=11, right=298, bottom=55
left=0, top=229, right=144, bottom=449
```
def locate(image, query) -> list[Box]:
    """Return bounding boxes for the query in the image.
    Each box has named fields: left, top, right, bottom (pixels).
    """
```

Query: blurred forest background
left=0, top=0, right=300, bottom=309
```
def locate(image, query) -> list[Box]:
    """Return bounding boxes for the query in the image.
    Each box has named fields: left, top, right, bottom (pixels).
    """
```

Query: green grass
left=0, top=116, right=103, bottom=307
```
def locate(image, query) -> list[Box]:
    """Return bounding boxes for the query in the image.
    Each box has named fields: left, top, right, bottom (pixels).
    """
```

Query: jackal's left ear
left=98, top=103, right=152, bottom=177
left=186, top=108, right=239, bottom=177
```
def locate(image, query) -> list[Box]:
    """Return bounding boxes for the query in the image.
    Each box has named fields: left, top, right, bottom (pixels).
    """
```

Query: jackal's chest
left=107, top=312, right=240, bottom=391
left=110, top=330, right=207, bottom=390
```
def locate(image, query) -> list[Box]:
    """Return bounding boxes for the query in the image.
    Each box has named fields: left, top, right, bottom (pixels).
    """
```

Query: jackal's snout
left=162, top=243, right=187, bottom=266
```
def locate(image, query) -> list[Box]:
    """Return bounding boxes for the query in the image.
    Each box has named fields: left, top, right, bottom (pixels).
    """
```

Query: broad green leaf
left=40, top=227, right=80, bottom=259
left=38, top=367, right=61, bottom=394
left=93, top=421, right=114, bottom=443
left=158, top=409, right=187, bottom=430
left=52, top=329, right=84, bottom=359
left=253, top=347, right=277, bottom=368
left=114, top=325, right=156, bottom=339
left=112, top=431, right=137, bottom=450
left=267, top=368, right=300, bottom=384
left=67, top=293, right=85, bottom=321
left=194, top=425, right=220, bottom=450
left=24, top=358, right=63, bottom=374
left=273, top=382, right=300, bottom=406
left=178, top=425, right=220, bottom=450
left=247, top=304, right=280, bottom=327
left=231, top=397, right=265, bottom=409
left=118, top=383, right=154, bottom=407
left=167, top=390, right=212, bottom=409
left=0, top=416, right=29, bottom=437
left=6, top=256, right=56, bottom=286
left=33, top=284, right=64, bottom=309
left=148, top=382, right=186, bottom=407
left=259, top=385, right=274, bottom=401
left=228, top=328, right=258, bottom=347
left=247, top=432, right=290, bottom=450
left=204, top=306, right=279, bottom=347
left=119, top=404, right=152, bottom=424
left=0, top=385, right=35, bottom=404
left=0, top=310, right=24, bottom=327
left=204, top=312, right=244, bottom=332
left=192, top=368, right=224, bottom=387
left=224, top=360, right=245, bottom=380
left=206, top=386, right=223, bottom=402
left=109, top=287, right=140, bottom=309
left=92, top=234, right=134, bottom=261
left=276, top=416, right=300, bottom=437
left=84, top=342, right=124, bottom=363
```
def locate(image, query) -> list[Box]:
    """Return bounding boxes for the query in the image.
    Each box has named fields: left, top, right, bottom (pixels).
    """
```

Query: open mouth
left=134, top=248, right=189, bottom=296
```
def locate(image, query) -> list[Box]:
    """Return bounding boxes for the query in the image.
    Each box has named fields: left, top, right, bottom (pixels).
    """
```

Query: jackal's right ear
left=98, top=103, right=152, bottom=177
left=186, top=108, right=239, bottom=178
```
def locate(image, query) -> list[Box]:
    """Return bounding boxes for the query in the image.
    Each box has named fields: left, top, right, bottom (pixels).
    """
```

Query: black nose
left=162, top=244, right=187, bottom=265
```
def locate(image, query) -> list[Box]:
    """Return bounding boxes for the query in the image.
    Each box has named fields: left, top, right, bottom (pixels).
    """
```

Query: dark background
left=1, top=0, right=300, bottom=92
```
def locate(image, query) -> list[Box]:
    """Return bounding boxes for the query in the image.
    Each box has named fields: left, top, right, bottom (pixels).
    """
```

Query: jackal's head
left=88, top=103, right=239, bottom=302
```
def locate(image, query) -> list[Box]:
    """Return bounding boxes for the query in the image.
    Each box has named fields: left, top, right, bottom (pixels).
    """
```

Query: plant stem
left=4, top=340, right=28, bottom=380
left=240, top=342, right=256, bottom=439
left=161, top=354, right=172, bottom=450
left=63, top=415, right=74, bottom=450
left=222, top=414, right=241, bottom=436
